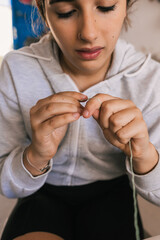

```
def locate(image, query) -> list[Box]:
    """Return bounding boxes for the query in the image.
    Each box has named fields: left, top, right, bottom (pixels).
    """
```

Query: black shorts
left=1, top=175, right=144, bottom=240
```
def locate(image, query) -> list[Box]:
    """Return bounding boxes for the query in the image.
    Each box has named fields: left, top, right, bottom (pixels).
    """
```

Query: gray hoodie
left=1, top=34, right=160, bottom=206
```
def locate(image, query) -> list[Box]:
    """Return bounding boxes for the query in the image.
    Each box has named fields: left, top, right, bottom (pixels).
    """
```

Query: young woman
left=1, top=0, right=160, bottom=239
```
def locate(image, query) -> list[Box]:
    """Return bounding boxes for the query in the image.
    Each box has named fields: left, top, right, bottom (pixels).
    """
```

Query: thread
left=129, top=140, right=141, bottom=240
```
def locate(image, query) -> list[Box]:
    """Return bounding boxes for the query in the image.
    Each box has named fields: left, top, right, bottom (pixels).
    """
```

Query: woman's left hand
left=82, top=94, right=158, bottom=174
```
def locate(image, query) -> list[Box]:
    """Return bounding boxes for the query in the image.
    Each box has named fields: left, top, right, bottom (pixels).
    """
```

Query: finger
left=32, top=92, right=88, bottom=112
left=92, top=109, right=100, bottom=120
left=59, top=91, right=88, bottom=101
left=115, top=119, right=148, bottom=145
left=108, top=107, right=142, bottom=133
left=39, top=112, right=80, bottom=136
left=103, top=128, right=125, bottom=151
left=31, top=102, right=83, bottom=126
left=99, top=99, right=135, bottom=129
left=82, top=93, right=117, bottom=118
left=53, top=91, right=88, bottom=104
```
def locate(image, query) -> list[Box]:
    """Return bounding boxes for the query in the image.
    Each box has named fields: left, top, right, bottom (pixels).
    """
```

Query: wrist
left=132, top=143, right=159, bottom=175
left=23, top=147, right=51, bottom=176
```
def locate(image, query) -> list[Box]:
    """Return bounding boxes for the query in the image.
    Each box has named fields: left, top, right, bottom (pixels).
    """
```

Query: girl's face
left=45, top=0, right=127, bottom=75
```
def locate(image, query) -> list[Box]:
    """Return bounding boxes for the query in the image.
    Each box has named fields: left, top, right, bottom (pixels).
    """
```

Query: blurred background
left=0, top=0, right=160, bottom=238
left=0, top=0, right=46, bottom=56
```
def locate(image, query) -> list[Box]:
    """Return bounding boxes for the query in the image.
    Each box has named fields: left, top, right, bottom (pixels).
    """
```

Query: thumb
left=92, top=109, right=100, bottom=121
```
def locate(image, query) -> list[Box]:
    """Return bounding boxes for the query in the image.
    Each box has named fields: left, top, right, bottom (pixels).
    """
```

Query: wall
left=0, top=4, right=12, bottom=56
left=121, top=0, right=160, bottom=61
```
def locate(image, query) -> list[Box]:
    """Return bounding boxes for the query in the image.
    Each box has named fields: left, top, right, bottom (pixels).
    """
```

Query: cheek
left=101, top=8, right=126, bottom=38
left=50, top=28, right=74, bottom=55
left=50, top=22, right=76, bottom=46
left=50, top=26, right=66, bottom=44
left=102, top=23, right=120, bottom=42
left=107, top=14, right=126, bottom=38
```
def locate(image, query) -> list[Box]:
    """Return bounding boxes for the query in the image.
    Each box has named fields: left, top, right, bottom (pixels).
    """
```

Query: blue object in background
left=11, top=0, right=46, bottom=49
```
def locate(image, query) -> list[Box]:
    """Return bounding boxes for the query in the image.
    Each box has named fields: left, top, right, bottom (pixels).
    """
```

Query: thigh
left=1, top=186, right=74, bottom=240
left=75, top=176, right=144, bottom=240
left=13, top=232, right=64, bottom=240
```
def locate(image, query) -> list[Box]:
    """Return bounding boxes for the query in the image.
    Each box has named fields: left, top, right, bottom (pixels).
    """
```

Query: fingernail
left=81, top=95, right=88, bottom=100
left=73, top=113, right=80, bottom=119
left=83, top=110, right=89, bottom=118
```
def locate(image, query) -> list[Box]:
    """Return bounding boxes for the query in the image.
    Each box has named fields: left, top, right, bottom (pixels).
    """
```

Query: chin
left=77, top=61, right=107, bottom=73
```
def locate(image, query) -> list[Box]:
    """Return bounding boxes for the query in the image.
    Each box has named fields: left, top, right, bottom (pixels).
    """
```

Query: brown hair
left=35, top=0, right=137, bottom=21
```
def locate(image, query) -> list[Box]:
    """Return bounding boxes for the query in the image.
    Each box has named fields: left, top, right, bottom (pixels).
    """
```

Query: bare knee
left=13, top=232, right=64, bottom=240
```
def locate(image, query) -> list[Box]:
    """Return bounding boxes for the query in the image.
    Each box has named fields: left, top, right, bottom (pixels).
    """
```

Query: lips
left=76, top=47, right=104, bottom=60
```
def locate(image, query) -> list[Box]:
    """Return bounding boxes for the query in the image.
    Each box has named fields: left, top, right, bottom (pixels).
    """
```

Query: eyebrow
left=49, top=0, right=75, bottom=4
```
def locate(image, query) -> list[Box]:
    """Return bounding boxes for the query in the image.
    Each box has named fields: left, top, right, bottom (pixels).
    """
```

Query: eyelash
left=56, top=5, right=116, bottom=19
left=97, top=5, right=116, bottom=12
left=57, top=10, right=76, bottom=18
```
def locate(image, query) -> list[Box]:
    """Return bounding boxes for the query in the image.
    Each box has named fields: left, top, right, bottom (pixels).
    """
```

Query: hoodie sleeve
left=0, top=57, right=52, bottom=199
left=126, top=103, right=160, bottom=206
left=126, top=157, right=160, bottom=206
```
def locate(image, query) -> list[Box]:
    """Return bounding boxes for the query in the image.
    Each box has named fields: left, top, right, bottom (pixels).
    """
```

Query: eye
left=56, top=10, right=76, bottom=19
left=97, top=5, right=116, bottom=12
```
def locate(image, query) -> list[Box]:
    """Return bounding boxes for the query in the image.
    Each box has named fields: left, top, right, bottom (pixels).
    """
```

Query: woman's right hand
left=24, top=91, right=87, bottom=174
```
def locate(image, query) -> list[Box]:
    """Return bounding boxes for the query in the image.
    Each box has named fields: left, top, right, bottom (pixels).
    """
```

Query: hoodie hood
left=11, top=33, right=150, bottom=80
left=107, top=39, right=151, bottom=79
left=4, top=32, right=158, bottom=117
left=7, top=33, right=151, bottom=98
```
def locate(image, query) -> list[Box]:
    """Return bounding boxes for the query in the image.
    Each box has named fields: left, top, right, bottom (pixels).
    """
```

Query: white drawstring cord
left=11, top=50, right=52, bottom=61
left=129, top=140, right=140, bottom=240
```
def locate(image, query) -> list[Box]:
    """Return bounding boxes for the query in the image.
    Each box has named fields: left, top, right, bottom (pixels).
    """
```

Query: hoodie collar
left=13, top=34, right=151, bottom=95
left=107, top=39, right=150, bottom=79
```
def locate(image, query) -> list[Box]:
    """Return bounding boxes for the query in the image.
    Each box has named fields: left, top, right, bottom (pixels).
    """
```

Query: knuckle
left=135, top=107, right=142, bottom=117
left=50, top=93, right=66, bottom=101
left=116, top=131, right=127, bottom=144
left=63, top=91, right=77, bottom=98
left=36, top=99, right=42, bottom=106
left=93, top=93, right=103, bottom=102
left=45, top=103, right=54, bottom=113
left=74, top=105, right=80, bottom=112
left=50, top=94, right=58, bottom=101
left=101, top=101, right=112, bottom=113
left=73, top=98, right=80, bottom=105
left=116, top=130, right=122, bottom=139
left=126, top=99, right=135, bottom=107
left=109, top=115, right=119, bottom=127
left=121, top=139, right=128, bottom=145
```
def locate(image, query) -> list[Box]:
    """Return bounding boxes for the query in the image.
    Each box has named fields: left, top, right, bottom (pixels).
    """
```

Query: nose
left=78, top=12, right=98, bottom=42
